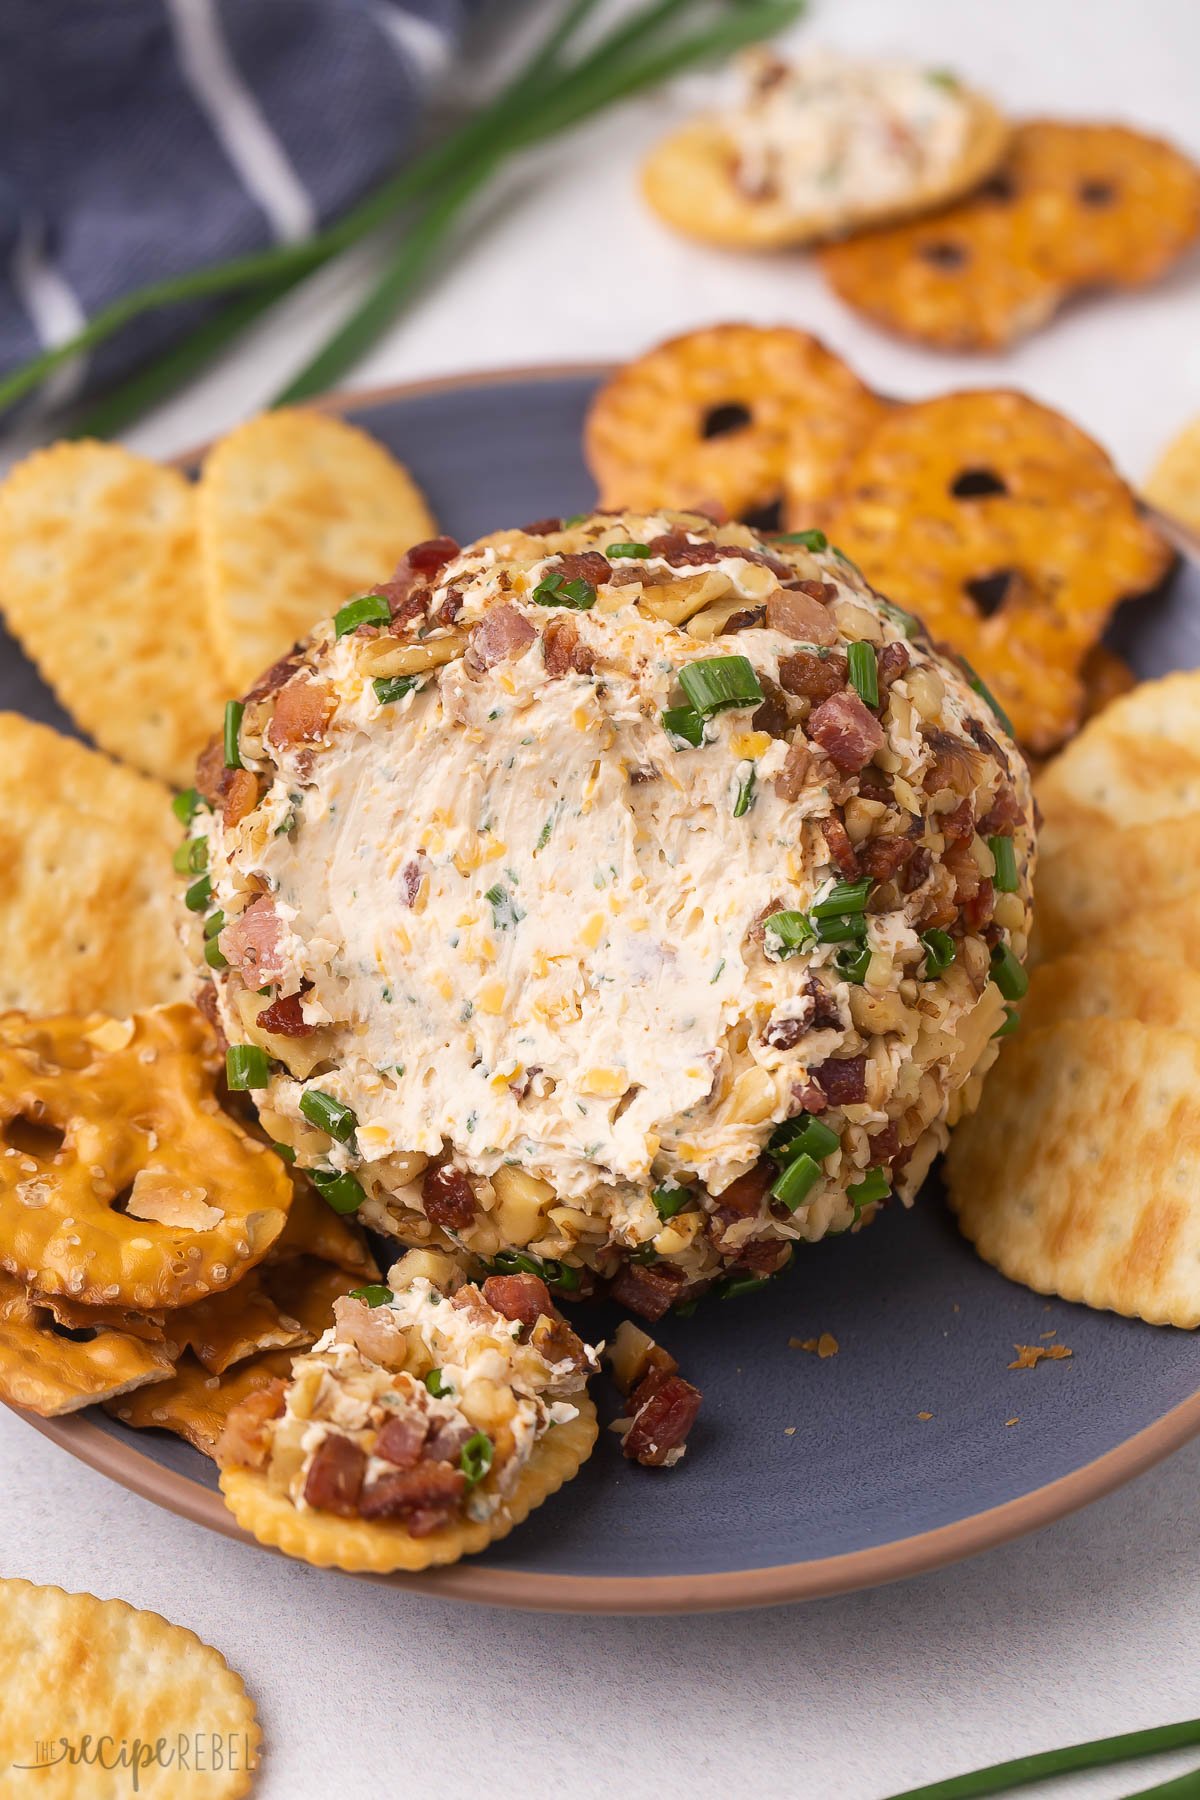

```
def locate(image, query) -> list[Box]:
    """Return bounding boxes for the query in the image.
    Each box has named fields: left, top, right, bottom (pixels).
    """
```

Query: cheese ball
left=189, top=511, right=1035, bottom=1317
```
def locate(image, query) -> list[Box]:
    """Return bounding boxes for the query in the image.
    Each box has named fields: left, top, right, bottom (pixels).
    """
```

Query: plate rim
left=20, top=363, right=1200, bottom=1615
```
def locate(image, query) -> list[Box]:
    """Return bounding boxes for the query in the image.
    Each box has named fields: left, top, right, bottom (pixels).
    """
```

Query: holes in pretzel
left=701, top=402, right=753, bottom=439
left=4, top=1116, right=65, bottom=1161
left=964, top=569, right=1015, bottom=617
left=918, top=239, right=969, bottom=270
left=741, top=497, right=784, bottom=534
left=108, top=1183, right=135, bottom=1217
left=1078, top=178, right=1117, bottom=208
left=977, top=172, right=1016, bottom=203
left=951, top=467, right=1008, bottom=499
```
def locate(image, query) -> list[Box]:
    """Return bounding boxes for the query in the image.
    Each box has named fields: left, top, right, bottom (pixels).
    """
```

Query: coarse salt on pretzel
left=0, top=1269, right=175, bottom=1415
left=0, top=1003, right=291, bottom=1310
left=822, top=390, right=1175, bottom=751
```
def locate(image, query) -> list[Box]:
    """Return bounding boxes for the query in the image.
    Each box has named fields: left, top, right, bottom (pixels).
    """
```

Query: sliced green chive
left=763, top=910, right=815, bottom=960
left=847, top=641, right=879, bottom=708
left=679, top=655, right=763, bottom=717
left=770, top=1115, right=840, bottom=1165
left=835, top=942, right=872, bottom=984
left=720, top=1272, right=772, bottom=1300
left=271, top=1141, right=297, bottom=1164
left=652, top=1185, right=691, bottom=1221
left=878, top=599, right=922, bottom=639
left=662, top=705, right=705, bottom=748
left=606, top=541, right=651, bottom=559
left=773, top=528, right=827, bottom=550
left=309, top=1168, right=365, bottom=1215
left=994, top=1005, right=1020, bottom=1039
left=202, top=910, right=224, bottom=940
left=349, top=1284, right=393, bottom=1308
left=334, top=592, right=391, bottom=638
left=814, top=912, right=868, bottom=945
left=203, top=937, right=228, bottom=971
left=848, top=1167, right=890, bottom=1213
left=733, top=767, right=756, bottom=817
left=990, top=834, right=1019, bottom=892
left=990, top=942, right=1029, bottom=1001
left=921, top=928, right=956, bottom=977
left=173, top=835, right=208, bottom=875
left=485, top=1248, right=579, bottom=1291
left=562, top=513, right=587, bottom=528
left=927, top=66, right=959, bottom=88
left=532, top=570, right=595, bottom=609
left=959, top=657, right=1015, bottom=737
left=425, top=1368, right=451, bottom=1398
left=811, top=878, right=872, bottom=920
left=172, top=787, right=203, bottom=825
left=299, top=1089, right=358, bottom=1143
left=770, top=1151, right=822, bottom=1211
left=485, top=883, right=523, bottom=931
left=460, top=1431, right=494, bottom=1488
left=184, top=875, right=213, bottom=913
left=373, top=674, right=421, bottom=706
left=226, top=1044, right=270, bottom=1090
left=223, top=700, right=245, bottom=770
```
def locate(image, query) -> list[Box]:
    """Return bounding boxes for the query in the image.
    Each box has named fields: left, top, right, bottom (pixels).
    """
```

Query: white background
left=5, top=2, right=1200, bottom=1796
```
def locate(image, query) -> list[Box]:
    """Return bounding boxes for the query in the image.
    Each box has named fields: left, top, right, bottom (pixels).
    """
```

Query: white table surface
left=5, top=2, right=1200, bottom=1796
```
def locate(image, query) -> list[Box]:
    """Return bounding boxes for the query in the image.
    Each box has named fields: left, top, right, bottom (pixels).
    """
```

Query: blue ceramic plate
left=16, top=367, right=1200, bottom=1614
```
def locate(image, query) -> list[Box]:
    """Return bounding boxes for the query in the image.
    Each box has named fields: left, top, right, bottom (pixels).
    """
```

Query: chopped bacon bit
left=194, top=736, right=226, bottom=806
left=977, top=785, right=1023, bottom=836
left=375, top=1412, right=428, bottom=1469
left=554, top=550, right=611, bottom=587
left=422, top=1164, right=477, bottom=1231
left=482, top=1273, right=553, bottom=1329
left=939, top=797, right=975, bottom=843
left=645, top=533, right=720, bottom=566
left=876, top=640, right=911, bottom=692
left=423, top=1416, right=474, bottom=1464
left=434, top=587, right=464, bottom=626
left=792, top=1079, right=828, bottom=1114
left=358, top=1462, right=466, bottom=1533
left=268, top=679, right=333, bottom=750
left=195, top=980, right=228, bottom=1054
left=407, top=536, right=460, bottom=577
left=303, top=1433, right=365, bottom=1515
left=822, top=811, right=860, bottom=877
left=466, top=603, right=536, bottom=672
left=814, top=1055, right=867, bottom=1106
left=622, top=1373, right=702, bottom=1467
left=256, top=989, right=313, bottom=1038
left=868, top=1121, right=901, bottom=1163
left=384, top=586, right=431, bottom=634
left=751, top=674, right=790, bottom=740
left=762, top=1011, right=808, bottom=1050
left=215, top=1379, right=286, bottom=1470
left=399, top=856, right=424, bottom=908
left=806, top=973, right=842, bottom=1029
left=543, top=615, right=595, bottom=677
left=244, top=650, right=304, bottom=704
left=521, top=517, right=562, bottom=535
left=735, top=1238, right=793, bottom=1275
left=220, top=767, right=260, bottom=829
left=807, top=691, right=885, bottom=773
left=219, top=897, right=287, bottom=983
left=714, top=1164, right=771, bottom=1221
left=902, top=845, right=933, bottom=893
left=765, top=587, right=839, bottom=645
left=778, top=649, right=848, bottom=702
left=858, top=834, right=913, bottom=880
left=609, top=1260, right=687, bottom=1324
left=857, top=768, right=893, bottom=804
left=774, top=736, right=811, bottom=802
left=372, top=537, right=459, bottom=626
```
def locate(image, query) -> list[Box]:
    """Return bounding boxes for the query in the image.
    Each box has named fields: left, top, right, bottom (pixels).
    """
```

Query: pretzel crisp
left=584, top=324, right=887, bottom=529
left=0, top=1269, right=174, bottom=1415
left=822, top=391, right=1175, bottom=750
left=0, top=1004, right=291, bottom=1310
left=820, top=121, right=1200, bottom=351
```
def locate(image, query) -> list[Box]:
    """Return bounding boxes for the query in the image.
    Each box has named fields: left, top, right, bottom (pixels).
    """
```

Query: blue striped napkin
left=0, top=0, right=475, bottom=406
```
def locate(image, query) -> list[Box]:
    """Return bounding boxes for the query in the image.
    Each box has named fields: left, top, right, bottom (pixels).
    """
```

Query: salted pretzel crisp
left=0, top=1004, right=291, bottom=1311
left=584, top=324, right=887, bottom=529
left=822, top=391, right=1174, bottom=750
left=819, top=121, right=1200, bottom=351
left=0, top=1269, right=174, bottom=1415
